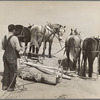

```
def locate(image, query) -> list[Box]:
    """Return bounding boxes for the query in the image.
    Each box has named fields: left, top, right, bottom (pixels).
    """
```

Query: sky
left=0, top=1, right=100, bottom=39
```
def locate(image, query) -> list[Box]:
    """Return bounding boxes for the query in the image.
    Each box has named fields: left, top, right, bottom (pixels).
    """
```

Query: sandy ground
left=0, top=38, right=100, bottom=99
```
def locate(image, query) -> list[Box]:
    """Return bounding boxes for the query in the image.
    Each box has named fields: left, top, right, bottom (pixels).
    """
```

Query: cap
left=8, top=24, right=15, bottom=32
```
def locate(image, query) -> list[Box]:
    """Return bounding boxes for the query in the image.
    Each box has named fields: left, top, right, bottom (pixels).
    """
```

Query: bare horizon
left=0, top=1, right=100, bottom=39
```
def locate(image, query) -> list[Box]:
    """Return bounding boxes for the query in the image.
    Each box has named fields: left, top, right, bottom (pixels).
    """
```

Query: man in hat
left=1, top=24, right=22, bottom=91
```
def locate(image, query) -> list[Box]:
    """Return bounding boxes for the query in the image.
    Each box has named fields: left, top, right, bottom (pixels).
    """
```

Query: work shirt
left=1, top=32, right=21, bottom=51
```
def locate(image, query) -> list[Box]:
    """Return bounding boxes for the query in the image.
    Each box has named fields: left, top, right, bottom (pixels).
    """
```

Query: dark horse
left=14, top=25, right=32, bottom=53
left=81, top=37, right=100, bottom=77
left=65, top=29, right=82, bottom=73
left=29, top=23, right=66, bottom=58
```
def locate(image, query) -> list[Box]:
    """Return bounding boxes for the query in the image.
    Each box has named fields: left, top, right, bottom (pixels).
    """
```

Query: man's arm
left=13, top=36, right=21, bottom=51
left=1, top=36, right=5, bottom=50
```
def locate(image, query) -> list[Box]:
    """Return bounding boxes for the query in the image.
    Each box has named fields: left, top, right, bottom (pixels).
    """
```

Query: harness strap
left=45, top=25, right=54, bottom=33
left=36, top=26, right=44, bottom=36
left=66, top=44, right=81, bottom=49
left=82, top=50, right=100, bottom=53
left=92, top=51, right=100, bottom=53
left=45, top=26, right=56, bottom=40
left=21, top=26, right=24, bottom=36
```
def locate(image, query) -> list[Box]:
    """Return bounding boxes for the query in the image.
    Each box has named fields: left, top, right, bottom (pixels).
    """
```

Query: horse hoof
left=48, top=55, right=52, bottom=58
left=88, top=74, right=92, bottom=77
left=82, top=74, right=86, bottom=77
left=42, top=54, right=45, bottom=57
left=28, top=53, right=31, bottom=58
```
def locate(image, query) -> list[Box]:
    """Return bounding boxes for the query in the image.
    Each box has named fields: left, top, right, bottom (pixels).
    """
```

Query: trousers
left=2, top=35, right=17, bottom=89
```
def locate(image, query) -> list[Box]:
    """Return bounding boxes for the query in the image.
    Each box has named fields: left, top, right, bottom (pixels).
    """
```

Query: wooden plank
left=24, top=62, right=71, bottom=80
left=24, top=62, right=58, bottom=70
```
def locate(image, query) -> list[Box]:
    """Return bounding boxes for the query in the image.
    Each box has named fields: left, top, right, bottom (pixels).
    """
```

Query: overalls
left=2, top=35, right=17, bottom=89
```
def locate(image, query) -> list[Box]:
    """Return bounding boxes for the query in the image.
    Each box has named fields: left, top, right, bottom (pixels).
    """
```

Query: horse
left=29, top=23, right=66, bottom=58
left=28, top=25, right=45, bottom=57
left=81, top=37, right=100, bottom=77
left=14, top=24, right=33, bottom=54
left=65, top=29, right=82, bottom=74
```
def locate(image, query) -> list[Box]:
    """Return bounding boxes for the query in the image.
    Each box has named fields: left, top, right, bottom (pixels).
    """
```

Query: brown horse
left=29, top=23, right=66, bottom=58
left=14, top=25, right=33, bottom=53
left=81, top=37, right=100, bottom=77
left=65, top=29, right=82, bottom=73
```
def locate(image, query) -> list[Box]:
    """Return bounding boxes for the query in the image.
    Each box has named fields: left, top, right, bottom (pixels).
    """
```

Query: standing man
left=1, top=24, right=21, bottom=91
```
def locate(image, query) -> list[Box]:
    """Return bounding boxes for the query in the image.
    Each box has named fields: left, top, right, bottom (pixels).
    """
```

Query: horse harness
left=20, top=26, right=25, bottom=36
left=45, top=25, right=60, bottom=40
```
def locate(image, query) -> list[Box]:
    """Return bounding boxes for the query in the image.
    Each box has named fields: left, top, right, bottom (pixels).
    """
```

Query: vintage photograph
left=0, top=1, right=100, bottom=99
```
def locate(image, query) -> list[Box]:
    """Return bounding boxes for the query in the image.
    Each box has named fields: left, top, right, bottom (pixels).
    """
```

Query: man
left=1, top=24, right=21, bottom=91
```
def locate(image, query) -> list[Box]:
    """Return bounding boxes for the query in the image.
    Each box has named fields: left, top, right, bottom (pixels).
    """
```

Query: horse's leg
left=48, top=41, right=53, bottom=58
left=36, top=47, right=39, bottom=54
left=32, top=45, right=35, bottom=53
left=73, top=60, right=77, bottom=71
left=36, top=46, right=39, bottom=58
left=29, top=45, right=32, bottom=53
left=24, top=41, right=28, bottom=55
left=88, top=56, right=95, bottom=77
left=77, top=57, right=80, bottom=75
left=28, top=43, right=32, bottom=58
left=42, top=41, right=46, bottom=57
left=82, top=53, right=87, bottom=77
left=77, top=50, right=81, bottom=75
left=88, top=59, right=93, bottom=77
left=66, top=50, right=70, bottom=71
left=36, top=41, right=42, bottom=56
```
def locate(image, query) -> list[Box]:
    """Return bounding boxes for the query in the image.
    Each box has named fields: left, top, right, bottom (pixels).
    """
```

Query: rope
left=0, top=69, right=27, bottom=99
left=54, top=34, right=65, bottom=43
left=0, top=73, right=17, bottom=99
left=52, top=46, right=65, bottom=56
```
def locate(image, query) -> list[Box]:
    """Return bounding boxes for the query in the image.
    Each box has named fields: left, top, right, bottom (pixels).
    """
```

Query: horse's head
left=56, top=25, right=66, bottom=41
left=27, top=24, right=34, bottom=29
left=74, top=28, right=81, bottom=36
left=70, top=28, right=81, bottom=36
left=45, top=23, right=66, bottom=41
left=48, top=23, right=66, bottom=41
left=70, top=28, right=74, bottom=35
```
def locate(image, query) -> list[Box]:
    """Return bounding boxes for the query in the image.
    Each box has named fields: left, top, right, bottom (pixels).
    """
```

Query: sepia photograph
left=0, top=1, right=100, bottom=99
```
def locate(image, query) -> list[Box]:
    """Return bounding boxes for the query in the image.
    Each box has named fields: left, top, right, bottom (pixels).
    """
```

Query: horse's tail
left=83, top=38, right=97, bottom=59
left=65, top=37, right=76, bottom=62
left=69, top=38, right=76, bottom=62
left=30, top=28, right=39, bottom=48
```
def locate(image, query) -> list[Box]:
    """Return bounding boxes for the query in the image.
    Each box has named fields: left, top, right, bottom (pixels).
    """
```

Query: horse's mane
left=15, top=25, right=23, bottom=31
